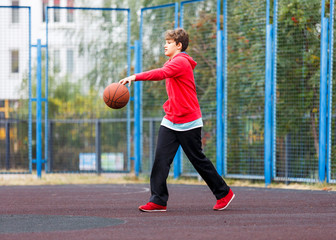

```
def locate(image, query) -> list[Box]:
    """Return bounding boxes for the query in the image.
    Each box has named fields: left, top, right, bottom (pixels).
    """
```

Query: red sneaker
left=213, top=189, right=235, bottom=211
left=139, top=202, right=167, bottom=212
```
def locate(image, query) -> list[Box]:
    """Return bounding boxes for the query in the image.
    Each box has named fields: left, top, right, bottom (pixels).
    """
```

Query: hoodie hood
left=172, top=52, right=197, bottom=70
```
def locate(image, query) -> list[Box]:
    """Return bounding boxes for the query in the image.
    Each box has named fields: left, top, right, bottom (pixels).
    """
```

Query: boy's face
left=164, top=39, right=182, bottom=58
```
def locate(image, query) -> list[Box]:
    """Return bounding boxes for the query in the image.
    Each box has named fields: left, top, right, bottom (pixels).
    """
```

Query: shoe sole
left=139, top=208, right=167, bottom=212
left=214, top=194, right=235, bottom=211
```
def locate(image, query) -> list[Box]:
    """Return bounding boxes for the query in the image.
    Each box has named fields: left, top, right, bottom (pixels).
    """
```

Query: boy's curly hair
left=165, top=28, right=189, bottom=52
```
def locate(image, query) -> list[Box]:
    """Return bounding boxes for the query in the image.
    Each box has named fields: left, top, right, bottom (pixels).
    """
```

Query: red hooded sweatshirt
left=135, top=52, right=202, bottom=124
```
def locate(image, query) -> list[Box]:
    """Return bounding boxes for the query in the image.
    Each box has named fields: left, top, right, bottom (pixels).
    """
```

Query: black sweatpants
left=149, top=125, right=230, bottom=206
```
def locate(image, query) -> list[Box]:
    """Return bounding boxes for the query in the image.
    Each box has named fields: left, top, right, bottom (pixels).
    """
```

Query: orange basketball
left=103, top=83, right=130, bottom=109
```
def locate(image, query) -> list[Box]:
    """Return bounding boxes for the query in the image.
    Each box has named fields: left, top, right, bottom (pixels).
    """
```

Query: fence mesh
left=140, top=1, right=217, bottom=176
left=275, top=0, right=320, bottom=182
left=180, top=0, right=217, bottom=176
left=0, top=7, right=30, bottom=173
left=1, top=1, right=335, bottom=182
left=226, top=0, right=266, bottom=177
left=140, top=5, right=177, bottom=174
left=46, top=7, right=130, bottom=172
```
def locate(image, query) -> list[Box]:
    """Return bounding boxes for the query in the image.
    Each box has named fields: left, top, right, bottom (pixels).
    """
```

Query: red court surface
left=0, top=184, right=335, bottom=240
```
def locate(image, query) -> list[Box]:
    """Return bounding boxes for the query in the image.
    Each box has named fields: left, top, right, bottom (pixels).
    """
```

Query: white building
left=0, top=0, right=128, bottom=115
left=0, top=0, right=78, bottom=103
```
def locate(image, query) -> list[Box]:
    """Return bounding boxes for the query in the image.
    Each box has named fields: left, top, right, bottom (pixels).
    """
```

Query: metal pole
left=127, top=9, right=131, bottom=172
left=223, top=0, right=228, bottom=176
left=95, top=120, right=101, bottom=174
left=318, top=17, right=329, bottom=182
left=264, top=24, right=273, bottom=186
left=216, top=30, right=223, bottom=175
left=28, top=6, right=32, bottom=173
left=216, top=0, right=221, bottom=31
left=174, top=147, right=182, bottom=179
left=36, top=39, right=42, bottom=179
left=44, top=7, right=49, bottom=174
left=134, top=40, right=141, bottom=176
left=272, top=0, right=279, bottom=180
left=47, top=120, right=53, bottom=173
left=5, top=120, right=10, bottom=170
left=285, top=134, right=289, bottom=185
left=149, top=119, right=154, bottom=168
left=327, top=0, right=335, bottom=183
left=175, top=2, right=179, bottom=29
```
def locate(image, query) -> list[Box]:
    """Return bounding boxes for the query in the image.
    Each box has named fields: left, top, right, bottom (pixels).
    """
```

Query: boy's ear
left=177, top=42, right=182, bottom=50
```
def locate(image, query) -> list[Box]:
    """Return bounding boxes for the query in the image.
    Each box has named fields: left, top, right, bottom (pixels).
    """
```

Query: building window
left=67, top=49, right=74, bottom=74
left=42, top=0, right=48, bottom=22
left=53, top=50, right=60, bottom=73
left=54, top=0, right=60, bottom=22
left=0, top=112, right=5, bottom=119
left=11, top=50, right=19, bottom=73
left=0, top=100, right=4, bottom=108
left=12, top=0, right=19, bottom=23
left=67, top=0, right=74, bottom=22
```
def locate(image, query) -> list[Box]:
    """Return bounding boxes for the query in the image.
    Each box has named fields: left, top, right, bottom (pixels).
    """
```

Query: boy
left=119, top=28, right=234, bottom=212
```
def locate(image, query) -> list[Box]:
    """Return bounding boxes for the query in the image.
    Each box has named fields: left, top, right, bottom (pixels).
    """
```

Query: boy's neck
left=170, top=50, right=182, bottom=59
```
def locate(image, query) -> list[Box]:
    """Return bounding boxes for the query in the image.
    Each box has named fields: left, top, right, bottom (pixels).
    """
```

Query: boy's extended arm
left=135, top=57, right=185, bottom=81
left=119, top=57, right=186, bottom=86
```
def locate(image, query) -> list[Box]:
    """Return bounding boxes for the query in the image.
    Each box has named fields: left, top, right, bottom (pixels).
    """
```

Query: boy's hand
left=119, top=75, right=136, bottom=87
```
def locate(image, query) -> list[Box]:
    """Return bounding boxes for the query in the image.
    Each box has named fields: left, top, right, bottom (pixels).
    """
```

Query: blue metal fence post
left=319, top=17, right=329, bottom=182
left=264, top=24, right=273, bottom=186
left=28, top=6, right=32, bottom=174
left=327, top=0, right=335, bottom=183
left=173, top=147, right=182, bottom=179
left=5, top=121, right=10, bottom=170
left=44, top=7, right=49, bottom=173
left=217, top=0, right=221, bottom=31
left=175, top=2, right=179, bottom=29
left=95, top=120, right=101, bottom=174
left=216, top=0, right=223, bottom=175
left=134, top=40, right=142, bottom=176
left=127, top=9, right=132, bottom=172
left=223, top=0, right=228, bottom=176
left=175, top=0, right=205, bottom=178
left=272, top=0, right=278, bottom=180
left=173, top=2, right=182, bottom=179
left=216, top=30, right=223, bottom=175
left=36, top=39, right=42, bottom=179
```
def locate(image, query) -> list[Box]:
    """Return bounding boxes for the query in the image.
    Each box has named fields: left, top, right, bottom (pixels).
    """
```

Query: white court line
left=61, top=185, right=150, bottom=195
left=111, top=186, right=150, bottom=195
left=83, top=185, right=150, bottom=195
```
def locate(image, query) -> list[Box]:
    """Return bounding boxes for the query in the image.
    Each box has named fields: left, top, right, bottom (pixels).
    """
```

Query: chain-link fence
left=46, top=6, right=131, bottom=173
left=139, top=1, right=218, bottom=176
left=1, top=0, right=336, bottom=184
left=180, top=0, right=217, bottom=176
left=226, top=0, right=266, bottom=179
left=274, top=0, right=321, bottom=182
left=140, top=3, right=178, bottom=174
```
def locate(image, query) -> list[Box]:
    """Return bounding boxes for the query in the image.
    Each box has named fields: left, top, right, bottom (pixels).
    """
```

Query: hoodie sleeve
left=135, top=57, right=186, bottom=81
